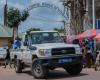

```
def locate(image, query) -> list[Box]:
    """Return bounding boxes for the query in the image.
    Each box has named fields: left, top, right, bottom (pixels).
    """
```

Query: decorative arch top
left=26, top=2, right=69, bottom=20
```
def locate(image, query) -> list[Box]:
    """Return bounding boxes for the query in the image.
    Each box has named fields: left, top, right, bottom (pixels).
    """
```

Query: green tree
left=7, top=7, right=29, bottom=39
left=28, top=28, right=42, bottom=31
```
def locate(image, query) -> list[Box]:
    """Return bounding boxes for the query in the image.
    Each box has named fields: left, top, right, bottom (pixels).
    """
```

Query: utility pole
left=4, top=0, right=7, bottom=26
left=92, top=0, right=95, bottom=29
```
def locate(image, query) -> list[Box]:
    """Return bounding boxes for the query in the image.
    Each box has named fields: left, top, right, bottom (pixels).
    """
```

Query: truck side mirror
left=24, top=41, right=28, bottom=46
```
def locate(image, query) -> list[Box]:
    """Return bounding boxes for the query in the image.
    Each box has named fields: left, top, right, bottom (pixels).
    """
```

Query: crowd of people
left=72, top=38, right=99, bottom=68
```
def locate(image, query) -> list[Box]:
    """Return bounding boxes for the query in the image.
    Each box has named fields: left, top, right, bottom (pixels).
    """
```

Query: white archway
left=25, top=2, right=69, bottom=21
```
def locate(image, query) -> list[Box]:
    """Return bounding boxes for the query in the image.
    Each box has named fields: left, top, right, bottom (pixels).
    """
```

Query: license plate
left=58, top=58, right=72, bottom=64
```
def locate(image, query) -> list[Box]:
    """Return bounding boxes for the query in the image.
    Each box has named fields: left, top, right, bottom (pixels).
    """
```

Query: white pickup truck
left=10, top=31, right=83, bottom=79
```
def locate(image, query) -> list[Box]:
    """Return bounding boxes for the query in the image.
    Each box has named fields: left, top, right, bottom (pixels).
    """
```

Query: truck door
left=22, top=49, right=31, bottom=63
left=22, top=34, right=32, bottom=64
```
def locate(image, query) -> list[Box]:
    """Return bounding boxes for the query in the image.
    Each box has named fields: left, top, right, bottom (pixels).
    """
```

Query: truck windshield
left=30, top=32, right=64, bottom=44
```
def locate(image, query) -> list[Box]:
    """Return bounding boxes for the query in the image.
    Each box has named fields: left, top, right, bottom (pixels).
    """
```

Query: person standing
left=89, top=39, right=95, bottom=66
left=4, top=48, right=12, bottom=68
left=84, top=42, right=93, bottom=68
left=4, top=40, right=13, bottom=68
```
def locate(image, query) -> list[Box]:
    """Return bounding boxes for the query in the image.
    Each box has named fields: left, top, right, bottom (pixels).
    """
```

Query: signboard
left=97, top=19, right=100, bottom=29
left=26, top=2, right=68, bottom=20
left=27, top=3, right=63, bottom=15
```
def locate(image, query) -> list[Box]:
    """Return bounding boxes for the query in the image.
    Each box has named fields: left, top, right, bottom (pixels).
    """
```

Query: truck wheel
left=65, top=64, right=83, bottom=75
left=15, top=59, right=22, bottom=73
left=31, top=60, right=48, bottom=79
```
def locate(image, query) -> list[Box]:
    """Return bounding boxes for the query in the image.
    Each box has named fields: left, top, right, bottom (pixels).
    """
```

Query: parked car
left=0, top=47, right=7, bottom=64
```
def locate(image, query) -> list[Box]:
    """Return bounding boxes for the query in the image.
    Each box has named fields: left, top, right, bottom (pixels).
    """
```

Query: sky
left=0, top=0, right=69, bottom=32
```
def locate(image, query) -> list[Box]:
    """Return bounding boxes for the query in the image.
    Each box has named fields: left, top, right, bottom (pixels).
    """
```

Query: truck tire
left=65, top=64, right=83, bottom=75
left=15, top=59, right=22, bottom=73
left=31, top=59, right=48, bottom=79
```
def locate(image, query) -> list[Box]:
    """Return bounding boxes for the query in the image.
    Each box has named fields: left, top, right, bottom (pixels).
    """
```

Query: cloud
left=0, top=0, right=6, bottom=24
left=0, top=0, right=25, bottom=10
left=19, top=17, right=63, bottom=32
left=8, top=2, right=25, bottom=10
left=0, top=0, right=5, bottom=6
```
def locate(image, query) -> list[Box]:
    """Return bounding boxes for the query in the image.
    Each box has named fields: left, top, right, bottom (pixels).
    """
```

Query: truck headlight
left=75, top=47, right=82, bottom=54
left=39, top=49, right=51, bottom=56
left=39, top=49, right=45, bottom=56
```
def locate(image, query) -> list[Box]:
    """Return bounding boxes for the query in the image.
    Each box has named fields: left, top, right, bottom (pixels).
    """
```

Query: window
left=31, top=32, right=63, bottom=44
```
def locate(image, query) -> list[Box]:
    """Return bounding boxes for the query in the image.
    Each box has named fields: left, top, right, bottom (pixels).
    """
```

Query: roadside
left=0, top=65, right=100, bottom=80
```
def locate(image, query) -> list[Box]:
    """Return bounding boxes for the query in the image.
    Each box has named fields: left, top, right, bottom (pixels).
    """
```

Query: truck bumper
left=38, top=54, right=83, bottom=67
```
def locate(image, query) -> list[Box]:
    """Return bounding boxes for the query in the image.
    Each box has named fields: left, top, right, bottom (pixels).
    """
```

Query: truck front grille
left=51, top=47, right=75, bottom=56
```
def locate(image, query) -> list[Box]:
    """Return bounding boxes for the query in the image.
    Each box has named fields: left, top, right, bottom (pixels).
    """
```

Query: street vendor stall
left=77, top=29, right=100, bottom=39
left=95, top=33, right=100, bottom=40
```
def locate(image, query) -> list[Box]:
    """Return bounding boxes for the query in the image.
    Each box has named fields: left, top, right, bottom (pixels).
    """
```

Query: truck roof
left=20, top=31, right=58, bottom=34
left=18, top=31, right=58, bottom=37
left=30, top=31, right=58, bottom=33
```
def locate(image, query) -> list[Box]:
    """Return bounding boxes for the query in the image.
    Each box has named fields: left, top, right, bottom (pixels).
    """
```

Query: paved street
left=0, top=65, right=100, bottom=80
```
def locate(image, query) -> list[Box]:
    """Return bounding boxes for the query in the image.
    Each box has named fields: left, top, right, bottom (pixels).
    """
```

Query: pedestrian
left=73, top=39, right=80, bottom=45
left=84, top=42, right=93, bottom=68
left=4, top=48, right=12, bottom=68
left=94, top=51, right=100, bottom=71
left=83, top=42, right=88, bottom=67
left=89, top=39, right=95, bottom=66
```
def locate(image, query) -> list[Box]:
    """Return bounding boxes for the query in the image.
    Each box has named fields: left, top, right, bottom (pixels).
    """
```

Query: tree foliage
left=28, top=28, right=42, bottom=31
left=7, top=8, right=29, bottom=28
left=7, top=7, right=29, bottom=39
left=64, top=0, right=86, bottom=34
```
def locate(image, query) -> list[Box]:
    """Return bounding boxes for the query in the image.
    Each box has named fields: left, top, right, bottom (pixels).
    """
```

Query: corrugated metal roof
left=0, top=24, right=13, bottom=37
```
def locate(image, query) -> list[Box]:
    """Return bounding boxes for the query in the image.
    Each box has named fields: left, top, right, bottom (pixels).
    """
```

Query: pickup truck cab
left=10, top=31, right=83, bottom=79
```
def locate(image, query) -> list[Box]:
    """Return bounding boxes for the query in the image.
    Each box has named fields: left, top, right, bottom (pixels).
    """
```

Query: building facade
left=0, top=24, right=12, bottom=47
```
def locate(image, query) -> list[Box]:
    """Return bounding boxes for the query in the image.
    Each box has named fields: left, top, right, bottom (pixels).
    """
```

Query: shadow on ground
left=22, top=69, right=88, bottom=80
